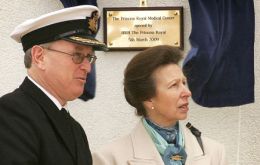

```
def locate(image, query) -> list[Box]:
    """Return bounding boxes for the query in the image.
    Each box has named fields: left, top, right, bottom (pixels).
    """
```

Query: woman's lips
left=178, top=103, right=189, bottom=113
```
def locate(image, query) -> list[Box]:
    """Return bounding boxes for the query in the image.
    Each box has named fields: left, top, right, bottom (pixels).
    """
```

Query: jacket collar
left=130, top=120, right=164, bottom=164
left=182, top=124, right=204, bottom=158
left=20, top=77, right=77, bottom=163
left=130, top=120, right=206, bottom=164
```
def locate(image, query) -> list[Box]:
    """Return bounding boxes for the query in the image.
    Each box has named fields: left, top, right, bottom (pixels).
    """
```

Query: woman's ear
left=31, top=45, right=45, bottom=69
left=143, top=98, right=154, bottom=111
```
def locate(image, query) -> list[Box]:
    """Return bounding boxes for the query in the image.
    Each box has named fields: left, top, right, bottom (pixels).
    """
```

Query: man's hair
left=24, top=43, right=51, bottom=68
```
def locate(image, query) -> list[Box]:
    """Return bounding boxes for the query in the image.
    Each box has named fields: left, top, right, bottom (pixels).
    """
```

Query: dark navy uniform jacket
left=0, top=77, right=92, bottom=165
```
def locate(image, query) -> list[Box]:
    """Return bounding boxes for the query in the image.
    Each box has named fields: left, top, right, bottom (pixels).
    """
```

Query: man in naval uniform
left=0, top=5, right=107, bottom=165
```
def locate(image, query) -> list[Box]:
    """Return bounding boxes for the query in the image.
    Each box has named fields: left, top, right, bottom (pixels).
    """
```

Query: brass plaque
left=103, top=7, right=183, bottom=51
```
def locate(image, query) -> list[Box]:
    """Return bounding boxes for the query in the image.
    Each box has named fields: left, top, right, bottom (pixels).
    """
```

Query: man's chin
left=69, top=89, right=84, bottom=100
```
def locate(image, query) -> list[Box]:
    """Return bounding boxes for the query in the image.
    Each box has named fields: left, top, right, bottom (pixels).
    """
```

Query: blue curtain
left=183, top=0, right=255, bottom=107
left=60, top=0, right=98, bottom=101
left=60, top=0, right=97, bottom=7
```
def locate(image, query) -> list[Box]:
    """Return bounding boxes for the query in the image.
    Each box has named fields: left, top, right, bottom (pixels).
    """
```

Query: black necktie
left=60, top=108, right=78, bottom=160
left=60, top=108, right=70, bottom=119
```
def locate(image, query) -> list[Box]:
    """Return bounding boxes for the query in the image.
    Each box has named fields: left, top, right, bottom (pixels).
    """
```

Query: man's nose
left=80, top=58, right=92, bottom=73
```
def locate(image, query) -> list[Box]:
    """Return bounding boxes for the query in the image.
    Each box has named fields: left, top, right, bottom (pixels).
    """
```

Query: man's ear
left=31, top=45, right=45, bottom=69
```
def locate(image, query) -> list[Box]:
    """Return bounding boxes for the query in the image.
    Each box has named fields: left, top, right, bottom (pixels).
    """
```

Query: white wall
left=0, top=0, right=259, bottom=164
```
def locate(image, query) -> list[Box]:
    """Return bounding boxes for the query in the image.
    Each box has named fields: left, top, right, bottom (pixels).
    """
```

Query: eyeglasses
left=43, top=47, right=97, bottom=64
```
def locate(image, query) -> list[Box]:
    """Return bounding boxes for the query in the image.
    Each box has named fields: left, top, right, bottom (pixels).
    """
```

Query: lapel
left=128, top=120, right=164, bottom=165
left=71, top=118, right=92, bottom=165
left=20, top=77, right=77, bottom=163
left=181, top=124, right=210, bottom=164
left=128, top=120, right=211, bottom=165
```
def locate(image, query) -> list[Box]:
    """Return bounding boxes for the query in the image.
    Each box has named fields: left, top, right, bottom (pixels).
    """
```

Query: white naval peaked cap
left=10, top=5, right=108, bottom=52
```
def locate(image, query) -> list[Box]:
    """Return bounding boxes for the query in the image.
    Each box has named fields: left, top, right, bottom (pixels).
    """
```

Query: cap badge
left=88, top=11, right=99, bottom=34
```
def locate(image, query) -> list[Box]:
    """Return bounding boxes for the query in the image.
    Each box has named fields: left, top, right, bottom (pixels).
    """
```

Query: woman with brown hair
left=93, top=45, right=227, bottom=165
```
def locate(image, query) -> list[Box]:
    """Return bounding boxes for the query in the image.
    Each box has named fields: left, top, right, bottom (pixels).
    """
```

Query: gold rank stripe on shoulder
left=171, top=155, right=183, bottom=161
left=69, top=36, right=106, bottom=46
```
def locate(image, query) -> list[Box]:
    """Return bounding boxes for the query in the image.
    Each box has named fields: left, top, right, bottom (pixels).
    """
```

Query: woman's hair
left=123, top=45, right=183, bottom=117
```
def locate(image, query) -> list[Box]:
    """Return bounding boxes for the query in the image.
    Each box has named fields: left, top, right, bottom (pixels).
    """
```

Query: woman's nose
left=181, top=85, right=192, bottom=98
